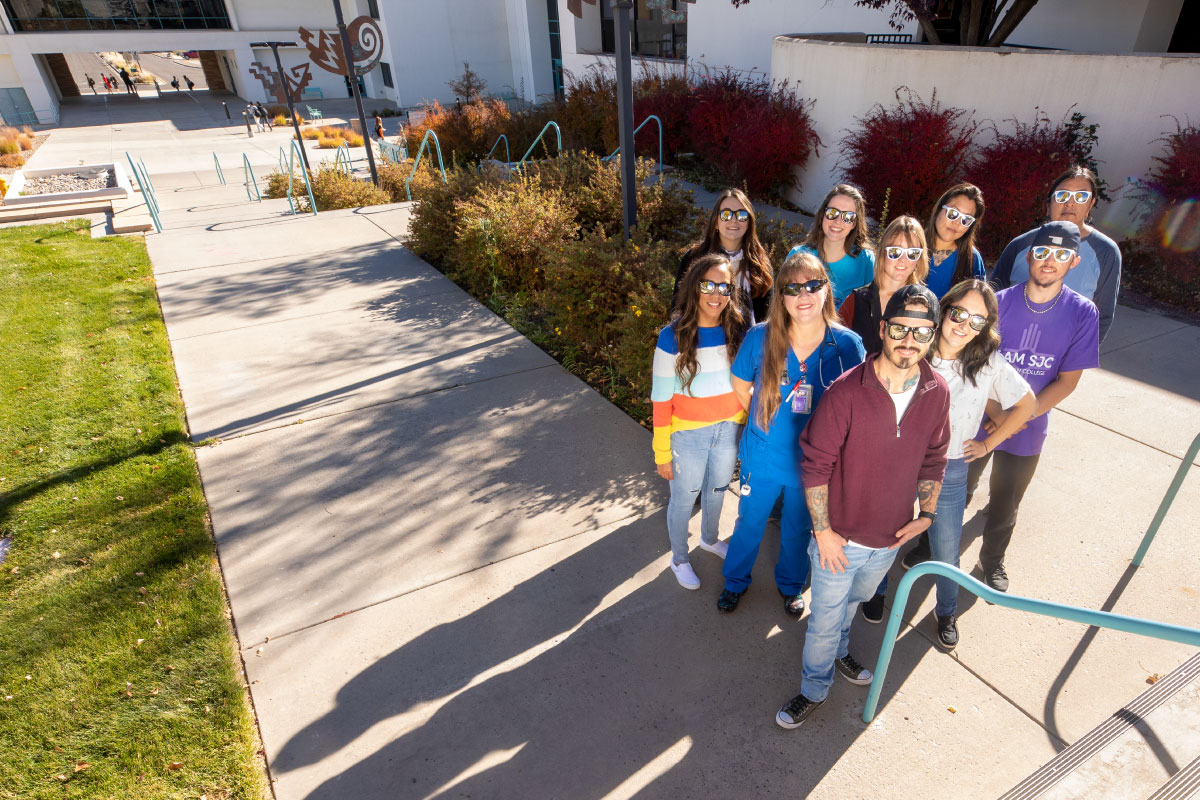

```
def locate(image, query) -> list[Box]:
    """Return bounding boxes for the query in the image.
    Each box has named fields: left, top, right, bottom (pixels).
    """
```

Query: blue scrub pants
left=722, top=473, right=812, bottom=595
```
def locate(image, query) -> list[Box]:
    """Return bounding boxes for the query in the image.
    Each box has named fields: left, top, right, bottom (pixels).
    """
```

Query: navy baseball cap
left=883, top=283, right=940, bottom=323
left=1032, top=220, right=1081, bottom=251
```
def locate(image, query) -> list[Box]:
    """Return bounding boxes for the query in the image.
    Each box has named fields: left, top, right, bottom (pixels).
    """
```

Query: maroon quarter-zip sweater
left=800, top=354, right=950, bottom=549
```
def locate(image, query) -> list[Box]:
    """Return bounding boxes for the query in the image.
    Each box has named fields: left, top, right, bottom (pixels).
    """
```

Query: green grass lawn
left=0, top=221, right=267, bottom=799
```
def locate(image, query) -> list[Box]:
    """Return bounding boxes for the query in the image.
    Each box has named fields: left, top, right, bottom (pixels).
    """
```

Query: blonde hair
left=873, top=215, right=929, bottom=286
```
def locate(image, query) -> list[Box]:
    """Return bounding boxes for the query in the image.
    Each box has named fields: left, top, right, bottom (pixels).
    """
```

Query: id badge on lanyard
left=786, top=363, right=813, bottom=414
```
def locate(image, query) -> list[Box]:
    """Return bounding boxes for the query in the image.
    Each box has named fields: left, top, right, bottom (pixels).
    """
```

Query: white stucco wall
left=771, top=36, right=1200, bottom=238
left=1007, top=0, right=1184, bottom=52
left=0, top=54, right=19, bottom=87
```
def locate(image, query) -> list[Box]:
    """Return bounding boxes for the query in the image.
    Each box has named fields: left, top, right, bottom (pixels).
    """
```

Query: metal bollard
left=242, top=111, right=254, bottom=138
left=223, top=101, right=230, bottom=122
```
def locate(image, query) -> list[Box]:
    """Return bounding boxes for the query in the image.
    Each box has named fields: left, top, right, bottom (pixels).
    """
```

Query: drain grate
left=1146, top=752, right=1200, bottom=800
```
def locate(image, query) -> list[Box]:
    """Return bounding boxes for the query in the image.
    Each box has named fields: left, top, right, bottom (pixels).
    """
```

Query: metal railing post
left=862, top=561, right=1200, bottom=723
left=242, top=154, right=261, bottom=203
left=517, top=121, right=562, bottom=168
left=404, top=130, right=447, bottom=201
left=604, top=115, right=663, bottom=180
left=1132, top=431, right=1200, bottom=567
left=213, top=153, right=226, bottom=185
left=125, top=151, right=162, bottom=233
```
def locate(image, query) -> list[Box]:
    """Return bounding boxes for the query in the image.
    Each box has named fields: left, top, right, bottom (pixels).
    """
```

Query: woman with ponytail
left=717, top=252, right=865, bottom=614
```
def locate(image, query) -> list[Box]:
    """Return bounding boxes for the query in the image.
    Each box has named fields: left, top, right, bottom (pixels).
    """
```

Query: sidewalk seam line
left=1100, top=324, right=1189, bottom=356
left=1055, top=408, right=1199, bottom=463
left=238, top=504, right=663, bottom=650
left=197, top=362, right=559, bottom=443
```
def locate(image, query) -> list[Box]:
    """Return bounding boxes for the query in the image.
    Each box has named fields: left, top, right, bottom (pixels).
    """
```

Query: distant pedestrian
left=256, top=102, right=273, bottom=131
left=101, top=74, right=112, bottom=92
left=109, top=74, right=119, bottom=93
left=248, top=103, right=265, bottom=132
left=184, top=75, right=195, bottom=91
left=374, top=115, right=384, bottom=141
left=86, top=74, right=97, bottom=94
left=171, top=76, right=180, bottom=91
left=776, top=284, right=949, bottom=731
left=119, top=67, right=135, bottom=94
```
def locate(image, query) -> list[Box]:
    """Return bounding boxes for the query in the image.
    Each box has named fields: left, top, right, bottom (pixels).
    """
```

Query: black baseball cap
left=883, top=284, right=940, bottom=323
left=1031, top=220, right=1081, bottom=251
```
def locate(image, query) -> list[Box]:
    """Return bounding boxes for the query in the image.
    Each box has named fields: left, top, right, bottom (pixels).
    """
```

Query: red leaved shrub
left=839, top=88, right=977, bottom=224
left=966, top=110, right=1104, bottom=260
left=688, top=70, right=821, bottom=199
left=632, top=72, right=692, bottom=161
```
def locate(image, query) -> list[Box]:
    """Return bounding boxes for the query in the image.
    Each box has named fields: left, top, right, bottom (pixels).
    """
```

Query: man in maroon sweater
left=777, top=285, right=950, bottom=729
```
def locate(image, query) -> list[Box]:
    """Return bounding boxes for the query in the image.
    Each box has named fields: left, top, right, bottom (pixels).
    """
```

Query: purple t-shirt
left=990, top=284, right=1099, bottom=456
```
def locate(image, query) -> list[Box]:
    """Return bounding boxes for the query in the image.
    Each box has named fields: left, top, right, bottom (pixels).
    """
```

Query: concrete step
left=0, top=199, right=112, bottom=224
left=1002, top=652, right=1200, bottom=800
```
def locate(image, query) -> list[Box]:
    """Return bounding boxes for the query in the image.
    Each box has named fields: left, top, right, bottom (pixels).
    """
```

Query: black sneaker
left=835, top=654, right=873, bottom=685
left=860, top=592, right=886, bottom=624
left=901, top=534, right=931, bottom=570
left=776, top=692, right=824, bottom=729
left=779, top=588, right=805, bottom=616
left=717, top=588, right=746, bottom=613
left=978, top=559, right=1009, bottom=593
left=936, top=614, right=959, bottom=652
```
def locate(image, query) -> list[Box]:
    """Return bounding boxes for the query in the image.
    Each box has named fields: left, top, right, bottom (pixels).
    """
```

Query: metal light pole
left=251, top=41, right=311, bottom=175
left=332, top=1, right=379, bottom=187
left=612, top=0, right=637, bottom=241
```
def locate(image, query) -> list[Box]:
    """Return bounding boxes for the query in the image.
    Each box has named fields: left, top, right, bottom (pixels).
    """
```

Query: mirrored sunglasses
left=1052, top=190, right=1093, bottom=204
left=941, top=205, right=976, bottom=227
left=885, top=246, right=924, bottom=262
left=718, top=208, right=750, bottom=223
left=947, top=305, right=988, bottom=331
left=823, top=207, right=857, bottom=224
left=885, top=323, right=936, bottom=343
left=698, top=280, right=734, bottom=296
left=1030, top=246, right=1077, bottom=263
left=780, top=279, right=828, bottom=296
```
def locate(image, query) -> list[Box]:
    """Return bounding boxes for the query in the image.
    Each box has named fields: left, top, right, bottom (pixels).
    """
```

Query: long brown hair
left=804, top=183, right=873, bottom=260
left=927, top=182, right=985, bottom=284
left=873, top=215, right=929, bottom=286
left=671, top=253, right=746, bottom=394
left=931, top=278, right=1000, bottom=387
left=755, top=251, right=842, bottom=431
left=687, top=188, right=772, bottom=298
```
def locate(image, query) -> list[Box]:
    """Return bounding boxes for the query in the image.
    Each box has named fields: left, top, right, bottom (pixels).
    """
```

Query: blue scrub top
left=732, top=323, right=866, bottom=487
left=926, top=248, right=985, bottom=299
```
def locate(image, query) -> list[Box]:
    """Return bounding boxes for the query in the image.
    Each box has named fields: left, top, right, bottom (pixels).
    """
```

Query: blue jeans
left=666, top=422, right=741, bottom=564
left=928, top=457, right=969, bottom=617
left=722, top=474, right=811, bottom=594
left=801, top=538, right=898, bottom=702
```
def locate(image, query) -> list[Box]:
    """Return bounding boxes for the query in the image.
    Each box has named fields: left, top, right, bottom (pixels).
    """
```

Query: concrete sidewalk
left=28, top=102, right=1200, bottom=799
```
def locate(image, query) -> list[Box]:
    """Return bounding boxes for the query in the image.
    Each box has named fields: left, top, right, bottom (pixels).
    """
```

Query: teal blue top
left=787, top=244, right=875, bottom=307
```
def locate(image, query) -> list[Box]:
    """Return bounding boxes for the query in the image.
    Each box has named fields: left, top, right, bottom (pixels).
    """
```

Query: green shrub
left=301, top=166, right=391, bottom=211
left=263, top=169, right=305, bottom=200
left=0, top=153, right=24, bottom=168
left=406, top=163, right=492, bottom=260
left=0, top=139, right=19, bottom=156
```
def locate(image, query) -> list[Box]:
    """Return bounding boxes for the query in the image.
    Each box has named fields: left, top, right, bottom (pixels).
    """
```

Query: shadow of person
left=274, top=511, right=923, bottom=799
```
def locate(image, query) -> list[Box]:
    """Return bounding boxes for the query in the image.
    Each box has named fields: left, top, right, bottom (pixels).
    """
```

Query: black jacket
left=671, top=248, right=770, bottom=323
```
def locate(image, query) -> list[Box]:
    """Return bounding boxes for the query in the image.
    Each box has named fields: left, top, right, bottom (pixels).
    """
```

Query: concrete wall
left=0, top=54, right=19, bottom=87
left=231, top=0, right=358, bottom=33
left=770, top=36, right=1200, bottom=238
left=1007, top=0, right=1184, bottom=52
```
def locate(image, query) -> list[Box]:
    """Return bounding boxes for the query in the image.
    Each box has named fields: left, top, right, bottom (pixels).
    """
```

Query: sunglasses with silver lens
left=780, top=279, right=829, bottom=296
left=947, top=306, right=988, bottom=331
left=885, top=246, right=924, bottom=262
left=718, top=208, right=751, bottom=222
left=941, top=205, right=976, bottom=227
left=698, top=280, right=734, bottom=297
left=885, top=323, right=936, bottom=343
left=1052, top=190, right=1093, bottom=204
left=1030, top=246, right=1076, bottom=263
left=823, top=207, right=857, bottom=224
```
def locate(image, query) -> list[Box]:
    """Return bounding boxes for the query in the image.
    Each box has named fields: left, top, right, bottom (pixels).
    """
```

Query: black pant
left=966, top=449, right=1041, bottom=570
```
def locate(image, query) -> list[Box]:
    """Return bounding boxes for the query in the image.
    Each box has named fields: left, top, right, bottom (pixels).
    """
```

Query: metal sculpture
left=248, top=61, right=314, bottom=104
left=298, top=16, right=384, bottom=77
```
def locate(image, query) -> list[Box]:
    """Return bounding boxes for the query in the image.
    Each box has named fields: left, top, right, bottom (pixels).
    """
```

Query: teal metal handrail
left=213, top=152, right=226, bottom=185
left=604, top=114, right=663, bottom=180
left=125, top=151, right=162, bottom=233
left=1132, top=431, right=1200, bottom=567
left=863, top=561, right=1200, bottom=723
left=485, top=133, right=510, bottom=164
left=517, top=121, right=561, bottom=168
left=278, top=146, right=289, bottom=174
left=242, top=154, right=261, bottom=203
left=404, top=129, right=447, bottom=201
left=377, top=138, right=407, bottom=164
left=285, top=140, right=317, bottom=216
left=334, top=143, right=352, bottom=176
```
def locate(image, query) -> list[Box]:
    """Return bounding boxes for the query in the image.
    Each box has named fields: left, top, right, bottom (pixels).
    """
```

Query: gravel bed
left=20, top=169, right=115, bottom=196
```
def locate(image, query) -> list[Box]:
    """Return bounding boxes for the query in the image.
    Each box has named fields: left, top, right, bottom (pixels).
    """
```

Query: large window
left=1, top=0, right=232, bottom=31
left=600, top=0, right=687, bottom=60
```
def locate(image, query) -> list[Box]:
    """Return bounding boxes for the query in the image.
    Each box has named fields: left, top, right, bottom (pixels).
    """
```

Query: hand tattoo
left=917, top=479, right=941, bottom=513
left=806, top=485, right=831, bottom=531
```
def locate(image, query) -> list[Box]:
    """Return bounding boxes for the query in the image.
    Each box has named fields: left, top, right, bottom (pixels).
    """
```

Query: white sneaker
left=698, top=539, right=729, bottom=559
left=670, top=561, right=701, bottom=590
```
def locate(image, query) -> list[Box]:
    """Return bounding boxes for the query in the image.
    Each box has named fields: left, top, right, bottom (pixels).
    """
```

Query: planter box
left=2, top=163, right=131, bottom=208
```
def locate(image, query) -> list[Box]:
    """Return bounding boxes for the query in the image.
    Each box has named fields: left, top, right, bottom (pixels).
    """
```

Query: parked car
left=182, top=50, right=199, bottom=59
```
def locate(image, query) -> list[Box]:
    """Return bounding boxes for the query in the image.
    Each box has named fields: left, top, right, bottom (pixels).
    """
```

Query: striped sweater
left=651, top=323, right=747, bottom=465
